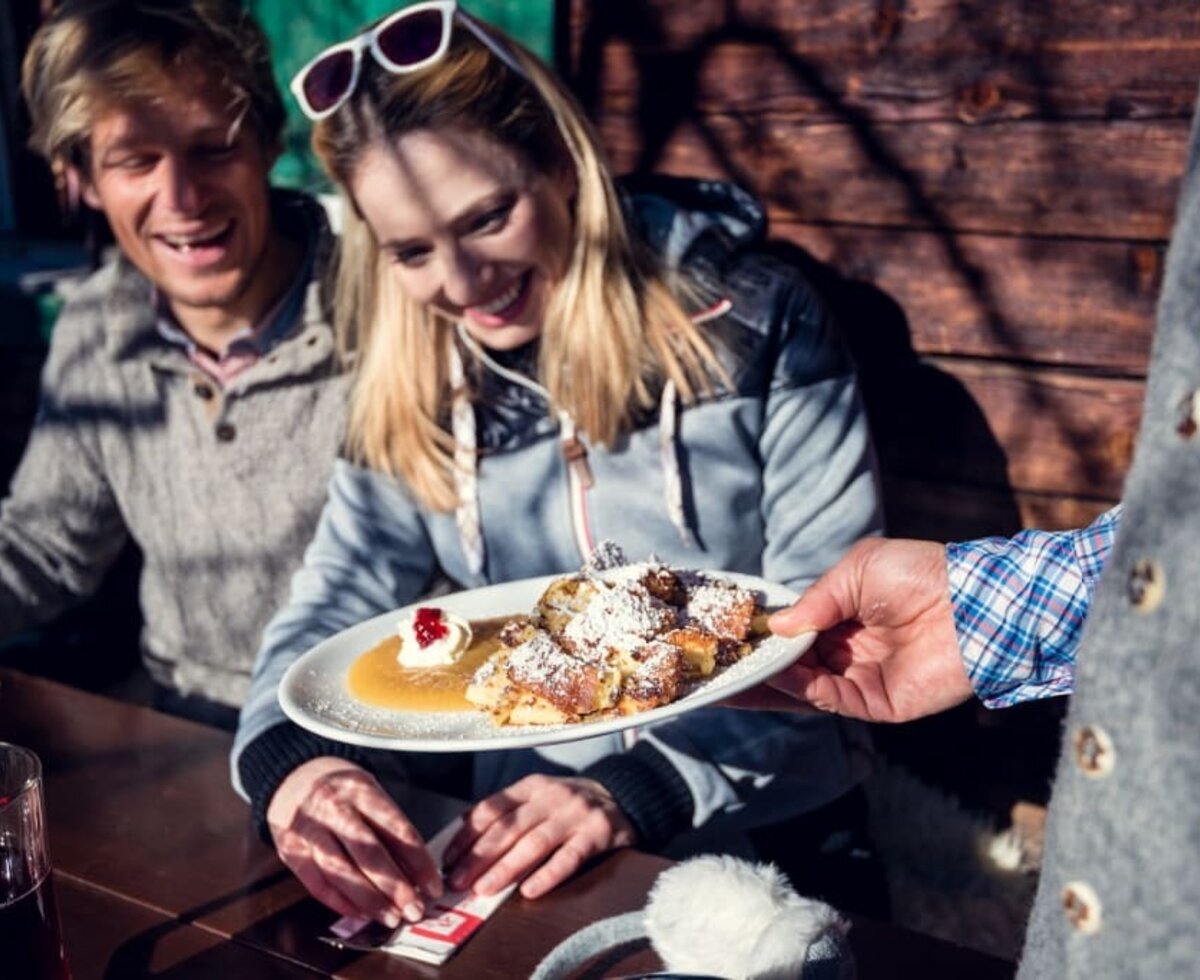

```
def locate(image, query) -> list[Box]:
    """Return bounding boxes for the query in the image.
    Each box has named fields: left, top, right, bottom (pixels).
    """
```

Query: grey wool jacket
left=1017, top=92, right=1200, bottom=976
left=0, top=191, right=347, bottom=707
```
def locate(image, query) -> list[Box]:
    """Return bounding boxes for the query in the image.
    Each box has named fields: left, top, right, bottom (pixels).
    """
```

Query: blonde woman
left=233, top=1, right=882, bottom=930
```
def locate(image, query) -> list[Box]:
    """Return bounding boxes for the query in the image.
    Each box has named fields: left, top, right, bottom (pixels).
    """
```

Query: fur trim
left=646, top=855, right=846, bottom=980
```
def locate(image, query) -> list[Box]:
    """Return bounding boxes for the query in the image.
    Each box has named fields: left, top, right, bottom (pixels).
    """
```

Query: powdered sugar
left=584, top=540, right=629, bottom=573
left=471, top=548, right=763, bottom=723
left=508, top=630, right=619, bottom=714
left=685, top=582, right=754, bottom=639
left=562, top=581, right=678, bottom=654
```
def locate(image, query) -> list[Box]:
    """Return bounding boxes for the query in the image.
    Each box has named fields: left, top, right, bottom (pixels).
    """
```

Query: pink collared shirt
left=153, top=241, right=312, bottom=387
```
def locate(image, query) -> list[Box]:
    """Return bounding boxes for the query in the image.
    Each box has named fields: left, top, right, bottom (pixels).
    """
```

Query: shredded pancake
left=466, top=548, right=764, bottom=726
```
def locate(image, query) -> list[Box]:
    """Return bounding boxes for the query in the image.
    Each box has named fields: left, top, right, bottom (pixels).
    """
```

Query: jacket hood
left=619, top=175, right=767, bottom=274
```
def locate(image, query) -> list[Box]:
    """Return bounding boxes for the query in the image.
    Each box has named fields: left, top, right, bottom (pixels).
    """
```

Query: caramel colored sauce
left=346, top=616, right=515, bottom=712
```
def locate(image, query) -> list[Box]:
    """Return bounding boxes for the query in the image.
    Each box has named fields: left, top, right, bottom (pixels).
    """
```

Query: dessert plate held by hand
left=278, top=570, right=816, bottom=753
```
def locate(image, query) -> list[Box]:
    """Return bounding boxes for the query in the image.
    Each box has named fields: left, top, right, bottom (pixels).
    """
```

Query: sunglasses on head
left=290, top=0, right=526, bottom=121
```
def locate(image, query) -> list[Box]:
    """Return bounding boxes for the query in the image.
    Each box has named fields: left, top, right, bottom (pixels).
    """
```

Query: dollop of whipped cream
left=396, top=606, right=472, bottom=668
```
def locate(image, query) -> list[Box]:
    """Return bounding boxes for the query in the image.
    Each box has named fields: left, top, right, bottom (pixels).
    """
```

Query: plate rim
left=278, top=569, right=814, bottom=752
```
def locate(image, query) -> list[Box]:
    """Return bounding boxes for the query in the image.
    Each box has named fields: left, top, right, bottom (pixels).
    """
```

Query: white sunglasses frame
left=289, top=0, right=526, bottom=121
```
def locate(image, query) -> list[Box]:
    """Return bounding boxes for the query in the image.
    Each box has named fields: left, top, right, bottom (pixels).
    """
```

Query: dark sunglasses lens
left=377, top=9, right=446, bottom=66
left=303, top=49, right=355, bottom=113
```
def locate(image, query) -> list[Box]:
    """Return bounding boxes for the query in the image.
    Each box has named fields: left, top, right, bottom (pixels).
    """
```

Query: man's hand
left=442, top=775, right=637, bottom=899
left=752, top=537, right=976, bottom=723
left=267, top=757, right=443, bottom=927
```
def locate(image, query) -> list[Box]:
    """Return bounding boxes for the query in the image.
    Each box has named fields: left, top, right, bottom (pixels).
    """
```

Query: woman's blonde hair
left=315, top=16, right=725, bottom=512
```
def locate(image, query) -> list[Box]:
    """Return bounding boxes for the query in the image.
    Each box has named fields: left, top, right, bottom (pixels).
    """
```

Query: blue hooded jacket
left=232, top=177, right=882, bottom=851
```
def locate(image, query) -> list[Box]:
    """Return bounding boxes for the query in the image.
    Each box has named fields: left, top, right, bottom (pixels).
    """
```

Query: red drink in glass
left=0, top=865, right=69, bottom=980
left=0, top=744, right=71, bottom=979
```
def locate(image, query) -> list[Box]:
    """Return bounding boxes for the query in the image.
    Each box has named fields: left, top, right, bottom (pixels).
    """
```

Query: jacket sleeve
left=588, top=270, right=883, bottom=846
left=0, top=306, right=129, bottom=639
left=756, top=273, right=884, bottom=590
left=231, top=458, right=440, bottom=821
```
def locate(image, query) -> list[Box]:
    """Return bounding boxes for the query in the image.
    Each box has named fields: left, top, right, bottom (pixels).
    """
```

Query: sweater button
left=1073, top=725, right=1114, bottom=777
left=1062, top=881, right=1102, bottom=934
left=1126, top=559, right=1164, bottom=612
left=215, top=422, right=237, bottom=443
left=1177, top=390, right=1200, bottom=439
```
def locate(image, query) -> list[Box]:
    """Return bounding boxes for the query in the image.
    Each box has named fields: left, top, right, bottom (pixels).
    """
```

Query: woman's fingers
left=448, top=777, right=635, bottom=897
left=448, top=795, right=539, bottom=890
left=276, top=830, right=361, bottom=921
left=466, top=823, right=559, bottom=895
left=514, top=820, right=605, bottom=899
left=309, top=833, right=399, bottom=922
left=324, top=809, right=428, bottom=922
left=301, top=775, right=429, bottom=919
left=267, top=758, right=443, bottom=926
left=443, top=789, right=522, bottom=867
left=354, top=789, right=444, bottom=900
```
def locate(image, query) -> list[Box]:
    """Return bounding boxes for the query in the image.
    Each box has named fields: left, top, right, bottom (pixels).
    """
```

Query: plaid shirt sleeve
left=945, top=505, right=1121, bottom=708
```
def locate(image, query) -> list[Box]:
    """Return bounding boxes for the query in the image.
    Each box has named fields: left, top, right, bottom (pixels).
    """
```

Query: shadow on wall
left=563, top=0, right=1032, bottom=542
left=758, top=243, right=1058, bottom=823
left=763, top=241, right=1023, bottom=541
left=562, top=0, right=1090, bottom=820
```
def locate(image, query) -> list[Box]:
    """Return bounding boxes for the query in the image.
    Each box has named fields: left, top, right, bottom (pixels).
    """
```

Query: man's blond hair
left=21, top=0, right=285, bottom=178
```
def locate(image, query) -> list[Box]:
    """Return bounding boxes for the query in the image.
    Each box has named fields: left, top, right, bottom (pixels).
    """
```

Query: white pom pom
left=644, top=855, right=844, bottom=980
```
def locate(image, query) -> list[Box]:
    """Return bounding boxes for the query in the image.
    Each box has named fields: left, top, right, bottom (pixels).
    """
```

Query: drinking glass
left=0, top=743, right=70, bottom=979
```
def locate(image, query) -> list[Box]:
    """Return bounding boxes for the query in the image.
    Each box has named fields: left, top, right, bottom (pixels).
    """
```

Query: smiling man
left=4, top=0, right=347, bottom=726
left=81, top=61, right=300, bottom=353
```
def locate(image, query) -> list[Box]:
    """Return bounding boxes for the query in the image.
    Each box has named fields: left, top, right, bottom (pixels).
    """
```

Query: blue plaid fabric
left=946, top=505, right=1122, bottom=708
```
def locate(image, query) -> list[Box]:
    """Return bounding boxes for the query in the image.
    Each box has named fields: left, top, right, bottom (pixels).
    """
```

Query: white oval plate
left=278, top=570, right=815, bottom=752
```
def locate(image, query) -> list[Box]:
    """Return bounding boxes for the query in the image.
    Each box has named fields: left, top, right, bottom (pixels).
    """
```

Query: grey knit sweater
left=1016, top=89, right=1200, bottom=978
left=0, top=191, right=347, bottom=707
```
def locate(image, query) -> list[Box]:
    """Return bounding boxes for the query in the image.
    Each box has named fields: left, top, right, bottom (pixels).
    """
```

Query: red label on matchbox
left=325, top=817, right=517, bottom=965
left=409, top=905, right=486, bottom=945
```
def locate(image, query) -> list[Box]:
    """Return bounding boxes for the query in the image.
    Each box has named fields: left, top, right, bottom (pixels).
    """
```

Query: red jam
left=413, top=606, right=450, bottom=648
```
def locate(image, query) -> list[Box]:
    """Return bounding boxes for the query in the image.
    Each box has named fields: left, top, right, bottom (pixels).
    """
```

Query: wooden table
left=0, top=669, right=1015, bottom=978
left=56, top=875, right=315, bottom=979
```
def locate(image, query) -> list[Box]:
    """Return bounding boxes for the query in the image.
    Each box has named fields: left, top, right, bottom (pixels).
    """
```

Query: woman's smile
left=464, top=270, right=533, bottom=326
left=350, top=126, right=574, bottom=351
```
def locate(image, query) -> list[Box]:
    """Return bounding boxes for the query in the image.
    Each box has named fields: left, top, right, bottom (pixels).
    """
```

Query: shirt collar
left=103, top=188, right=333, bottom=365
left=153, top=233, right=315, bottom=360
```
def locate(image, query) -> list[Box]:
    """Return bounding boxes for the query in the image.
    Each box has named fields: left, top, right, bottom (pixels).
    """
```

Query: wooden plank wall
left=564, top=0, right=1200, bottom=541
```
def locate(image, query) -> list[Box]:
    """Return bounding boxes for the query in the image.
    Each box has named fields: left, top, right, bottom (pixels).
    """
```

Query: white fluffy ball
left=644, top=854, right=843, bottom=980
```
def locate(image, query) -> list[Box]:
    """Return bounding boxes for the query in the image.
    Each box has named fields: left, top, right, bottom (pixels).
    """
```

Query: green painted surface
left=245, top=0, right=555, bottom=193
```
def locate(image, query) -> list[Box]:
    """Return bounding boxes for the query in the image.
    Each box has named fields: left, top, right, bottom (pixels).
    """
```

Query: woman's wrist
left=238, top=721, right=373, bottom=839
left=583, top=743, right=692, bottom=850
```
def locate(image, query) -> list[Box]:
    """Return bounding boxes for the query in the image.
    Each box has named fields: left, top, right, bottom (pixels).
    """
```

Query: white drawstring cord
left=449, top=296, right=730, bottom=569
left=658, top=378, right=693, bottom=547
left=448, top=342, right=485, bottom=576
left=455, top=323, right=595, bottom=563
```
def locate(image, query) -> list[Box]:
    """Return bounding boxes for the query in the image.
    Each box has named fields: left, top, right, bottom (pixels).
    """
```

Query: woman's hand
left=442, top=774, right=637, bottom=899
left=266, top=757, right=444, bottom=927
left=750, top=537, right=976, bottom=723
